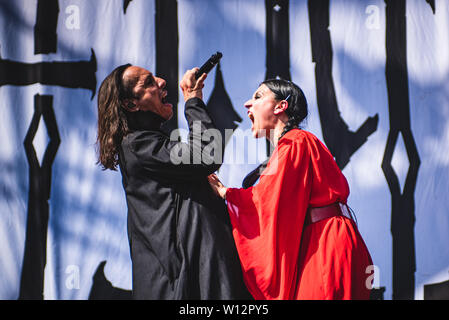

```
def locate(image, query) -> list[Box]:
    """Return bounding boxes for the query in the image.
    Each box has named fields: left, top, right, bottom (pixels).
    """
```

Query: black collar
left=126, top=110, right=166, bottom=131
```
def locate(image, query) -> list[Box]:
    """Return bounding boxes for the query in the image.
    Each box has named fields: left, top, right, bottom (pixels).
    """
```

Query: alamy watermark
left=65, top=264, right=80, bottom=290
left=168, top=121, right=280, bottom=174
left=65, top=5, right=80, bottom=30
left=365, top=5, right=381, bottom=30
left=366, top=264, right=381, bottom=290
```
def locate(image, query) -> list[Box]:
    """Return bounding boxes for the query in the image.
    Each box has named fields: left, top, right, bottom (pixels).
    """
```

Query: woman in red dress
left=208, top=79, right=373, bottom=300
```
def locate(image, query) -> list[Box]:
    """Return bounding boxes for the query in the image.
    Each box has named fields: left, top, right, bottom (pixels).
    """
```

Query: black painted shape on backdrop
left=244, top=0, right=290, bottom=183
left=382, top=0, right=421, bottom=300
left=156, top=0, right=179, bottom=135
left=265, top=0, right=291, bottom=81
left=206, top=62, right=242, bottom=148
left=35, top=0, right=59, bottom=54
left=19, top=95, right=60, bottom=300
left=426, top=0, right=435, bottom=14
left=89, top=261, right=132, bottom=300
left=0, top=48, right=97, bottom=99
left=370, top=287, right=386, bottom=300
left=123, top=0, right=133, bottom=14
left=308, top=0, right=379, bottom=169
left=424, top=278, right=449, bottom=300
left=264, top=0, right=291, bottom=156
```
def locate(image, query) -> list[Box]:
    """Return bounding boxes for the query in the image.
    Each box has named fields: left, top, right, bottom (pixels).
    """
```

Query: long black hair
left=261, top=79, right=308, bottom=138
left=96, top=63, right=135, bottom=170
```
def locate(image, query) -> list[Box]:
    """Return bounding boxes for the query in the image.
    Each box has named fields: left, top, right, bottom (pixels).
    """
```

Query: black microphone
left=195, top=52, right=223, bottom=79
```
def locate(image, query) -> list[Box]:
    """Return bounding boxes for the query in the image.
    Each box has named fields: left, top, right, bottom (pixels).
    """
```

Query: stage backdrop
left=1, top=0, right=448, bottom=300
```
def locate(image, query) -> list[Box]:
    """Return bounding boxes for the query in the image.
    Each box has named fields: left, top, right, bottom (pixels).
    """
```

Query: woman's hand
left=180, top=68, right=207, bottom=102
left=207, top=174, right=228, bottom=200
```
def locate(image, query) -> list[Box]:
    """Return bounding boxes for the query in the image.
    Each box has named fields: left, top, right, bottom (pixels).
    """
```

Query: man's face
left=123, top=66, right=173, bottom=120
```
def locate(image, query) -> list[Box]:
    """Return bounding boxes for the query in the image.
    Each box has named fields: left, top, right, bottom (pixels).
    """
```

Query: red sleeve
left=225, top=134, right=313, bottom=300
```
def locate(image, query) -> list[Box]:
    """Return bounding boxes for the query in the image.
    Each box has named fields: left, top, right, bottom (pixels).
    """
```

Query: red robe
left=225, top=129, right=373, bottom=300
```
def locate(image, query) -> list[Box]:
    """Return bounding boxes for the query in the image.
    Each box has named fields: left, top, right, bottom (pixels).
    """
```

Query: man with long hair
left=96, top=65, right=250, bottom=299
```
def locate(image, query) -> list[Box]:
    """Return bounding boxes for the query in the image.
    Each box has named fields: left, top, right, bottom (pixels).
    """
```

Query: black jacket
left=118, top=98, right=251, bottom=299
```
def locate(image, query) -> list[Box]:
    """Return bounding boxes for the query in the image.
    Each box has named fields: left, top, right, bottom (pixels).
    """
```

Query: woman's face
left=244, top=84, right=279, bottom=138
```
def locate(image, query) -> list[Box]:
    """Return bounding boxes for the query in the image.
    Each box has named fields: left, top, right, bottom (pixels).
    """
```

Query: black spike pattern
left=13, top=1, right=97, bottom=299
left=382, top=0, right=421, bottom=300
left=206, top=63, right=242, bottom=147
left=265, top=0, right=291, bottom=81
left=34, top=0, right=59, bottom=54
left=156, top=0, right=179, bottom=135
left=308, top=0, right=379, bottom=169
left=264, top=0, right=291, bottom=156
left=89, top=261, right=132, bottom=300
left=0, top=49, right=98, bottom=99
left=123, top=0, right=133, bottom=14
left=19, top=95, right=60, bottom=299
left=426, top=0, right=435, bottom=14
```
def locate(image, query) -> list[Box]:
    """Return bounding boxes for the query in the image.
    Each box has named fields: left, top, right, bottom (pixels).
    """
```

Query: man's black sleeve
left=127, top=97, right=224, bottom=182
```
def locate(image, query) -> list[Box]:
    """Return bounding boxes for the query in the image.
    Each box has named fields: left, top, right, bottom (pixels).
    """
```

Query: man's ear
left=273, top=100, right=288, bottom=115
left=122, top=99, right=139, bottom=112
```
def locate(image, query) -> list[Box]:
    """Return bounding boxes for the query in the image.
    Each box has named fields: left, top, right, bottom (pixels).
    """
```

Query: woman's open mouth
left=248, top=111, right=254, bottom=123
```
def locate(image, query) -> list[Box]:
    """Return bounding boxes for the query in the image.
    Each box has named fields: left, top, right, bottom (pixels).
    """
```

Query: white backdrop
left=0, top=0, right=448, bottom=300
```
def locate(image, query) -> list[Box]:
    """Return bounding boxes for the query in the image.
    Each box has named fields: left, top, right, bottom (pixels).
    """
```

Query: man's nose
left=156, top=77, right=166, bottom=89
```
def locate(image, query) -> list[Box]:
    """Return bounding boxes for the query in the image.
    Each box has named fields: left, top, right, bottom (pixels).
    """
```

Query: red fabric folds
left=226, top=129, right=373, bottom=300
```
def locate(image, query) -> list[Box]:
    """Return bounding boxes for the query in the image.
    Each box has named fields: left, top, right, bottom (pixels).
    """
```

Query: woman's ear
left=122, top=99, right=139, bottom=112
left=273, top=100, right=288, bottom=115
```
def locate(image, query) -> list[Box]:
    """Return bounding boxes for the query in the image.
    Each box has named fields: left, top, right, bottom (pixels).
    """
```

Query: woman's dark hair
left=261, top=79, right=308, bottom=138
left=96, top=63, right=135, bottom=170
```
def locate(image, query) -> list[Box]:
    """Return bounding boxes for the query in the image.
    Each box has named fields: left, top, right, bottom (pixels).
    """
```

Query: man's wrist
left=183, top=90, right=203, bottom=102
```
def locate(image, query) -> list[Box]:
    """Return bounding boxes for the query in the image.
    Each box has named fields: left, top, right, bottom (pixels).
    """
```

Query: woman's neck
left=267, top=121, right=286, bottom=147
